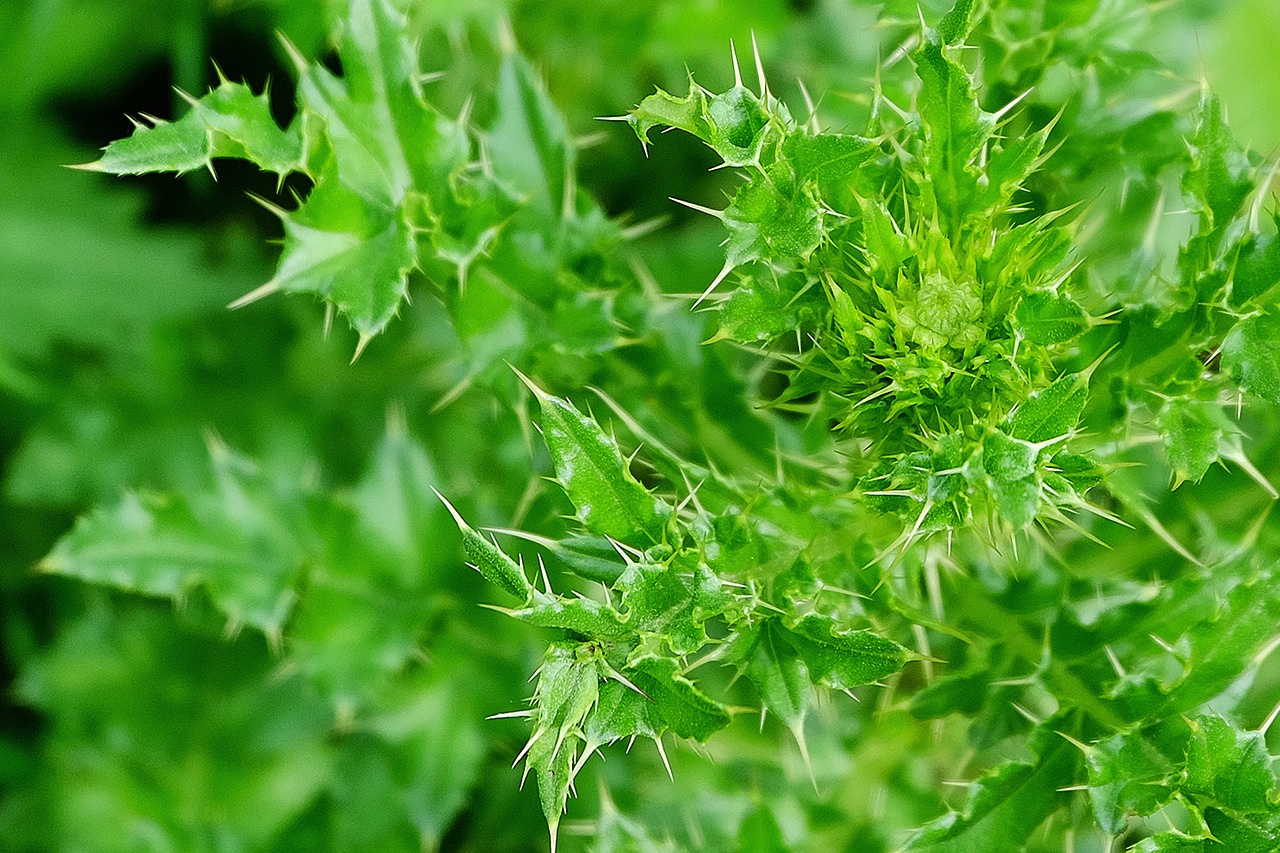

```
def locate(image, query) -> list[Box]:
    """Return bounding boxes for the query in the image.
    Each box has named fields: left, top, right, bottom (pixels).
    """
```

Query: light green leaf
left=1183, top=93, right=1252, bottom=234
left=733, top=619, right=809, bottom=726
left=489, top=52, right=571, bottom=214
left=936, top=0, right=978, bottom=45
left=1007, top=371, right=1089, bottom=442
left=434, top=490, right=532, bottom=600
left=501, top=594, right=630, bottom=640
left=84, top=80, right=303, bottom=177
left=914, top=31, right=991, bottom=225
left=351, top=423, right=445, bottom=579
left=1229, top=223, right=1280, bottom=308
left=1156, top=397, right=1235, bottom=486
left=1085, top=720, right=1186, bottom=834
left=41, top=449, right=303, bottom=634
left=783, top=133, right=877, bottom=186
left=617, top=562, right=707, bottom=654
left=1184, top=715, right=1279, bottom=814
left=269, top=173, right=417, bottom=338
left=1014, top=292, right=1088, bottom=346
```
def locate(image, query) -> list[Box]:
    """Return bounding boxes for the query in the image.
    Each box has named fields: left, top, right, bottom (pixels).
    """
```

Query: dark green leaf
left=628, top=657, right=730, bottom=741
left=1223, top=312, right=1280, bottom=404
left=784, top=614, right=908, bottom=690
left=526, top=378, right=672, bottom=545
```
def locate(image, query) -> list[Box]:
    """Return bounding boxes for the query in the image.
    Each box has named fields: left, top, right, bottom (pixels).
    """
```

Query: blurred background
left=1, top=0, right=1277, bottom=850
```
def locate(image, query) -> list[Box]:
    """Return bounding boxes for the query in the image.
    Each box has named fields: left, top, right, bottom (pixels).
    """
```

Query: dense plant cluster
left=2, top=0, right=1279, bottom=851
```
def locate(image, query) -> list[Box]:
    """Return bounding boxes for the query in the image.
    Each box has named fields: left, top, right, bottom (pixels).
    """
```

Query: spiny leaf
left=1183, top=715, right=1279, bottom=814
left=489, top=52, right=572, bottom=214
left=1223, top=311, right=1280, bottom=404
left=784, top=614, right=908, bottom=690
left=1085, top=719, right=1187, bottom=834
left=1014, top=292, right=1088, bottom=346
left=937, top=0, right=979, bottom=45
left=521, top=374, right=672, bottom=545
left=1156, top=397, right=1236, bottom=486
left=501, top=594, right=630, bottom=640
left=1183, top=92, right=1252, bottom=234
left=1007, top=370, right=1089, bottom=443
left=270, top=175, right=417, bottom=339
left=783, top=132, right=877, bottom=187
left=1228, top=222, right=1280, bottom=308
left=434, top=489, right=531, bottom=599
left=733, top=619, right=810, bottom=726
left=628, top=657, right=731, bottom=741
left=914, top=29, right=991, bottom=226
left=83, top=80, right=303, bottom=177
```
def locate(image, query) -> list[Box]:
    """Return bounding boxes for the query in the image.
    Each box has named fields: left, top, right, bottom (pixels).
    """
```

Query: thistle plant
left=16, top=0, right=1280, bottom=851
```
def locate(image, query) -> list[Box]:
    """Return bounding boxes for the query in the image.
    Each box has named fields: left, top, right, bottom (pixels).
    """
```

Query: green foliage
left=5, top=0, right=1280, bottom=852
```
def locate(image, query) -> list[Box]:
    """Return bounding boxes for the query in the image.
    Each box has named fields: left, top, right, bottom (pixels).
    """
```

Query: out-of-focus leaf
left=903, top=721, right=1078, bottom=852
left=41, top=448, right=304, bottom=634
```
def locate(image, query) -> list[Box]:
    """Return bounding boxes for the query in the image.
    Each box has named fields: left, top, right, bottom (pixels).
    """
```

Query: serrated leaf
left=628, top=82, right=709, bottom=145
left=1223, top=312, right=1280, bottom=404
left=1183, top=93, right=1252, bottom=234
left=982, top=430, right=1039, bottom=483
left=87, top=80, right=303, bottom=177
left=977, top=124, right=1051, bottom=213
left=270, top=174, right=417, bottom=338
left=617, top=562, right=705, bottom=654
left=503, top=594, right=629, bottom=640
left=1156, top=397, right=1235, bottom=486
left=628, top=657, right=730, bottom=741
left=783, top=133, right=877, bottom=186
left=733, top=619, right=809, bottom=726
left=1163, top=568, right=1280, bottom=714
left=629, top=81, right=776, bottom=168
left=294, top=0, right=466, bottom=203
left=716, top=275, right=820, bottom=343
left=585, top=680, right=662, bottom=745
left=1085, top=719, right=1187, bottom=834
left=936, top=0, right=978, bottom=45
left=528, top=380, right=671, bottom=545
left=1228, top=222, right=1280, bottom=308
left=723, top=172, right=824, bottom=267
left=914, top=32, right=991, bottom=225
